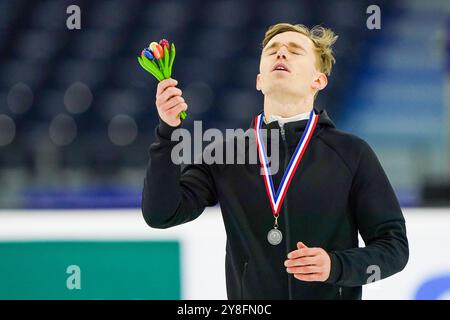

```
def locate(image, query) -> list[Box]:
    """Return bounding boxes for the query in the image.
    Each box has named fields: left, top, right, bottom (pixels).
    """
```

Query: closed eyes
left=267, top=50, right=303, bottom=56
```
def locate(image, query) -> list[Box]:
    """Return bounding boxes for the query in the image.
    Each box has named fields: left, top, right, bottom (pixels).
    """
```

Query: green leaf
left=163, top=46, right=170, bottom=79
left=142, top=56, right=164, bottom=81
left=169, top=43, right=176, bottom=77
left=150, top=59, right=160, bottom=71
left=138, top=57, right=163, bottom=81
left=138, top=57, right=157, bottom=77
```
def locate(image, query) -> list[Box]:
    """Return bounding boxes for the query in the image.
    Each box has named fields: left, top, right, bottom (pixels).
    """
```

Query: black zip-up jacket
left=141, top=108, right=409, bottom=300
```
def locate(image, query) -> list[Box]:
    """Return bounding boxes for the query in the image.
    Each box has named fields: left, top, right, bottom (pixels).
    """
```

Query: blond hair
left=262, top=23, right=338, bottom=76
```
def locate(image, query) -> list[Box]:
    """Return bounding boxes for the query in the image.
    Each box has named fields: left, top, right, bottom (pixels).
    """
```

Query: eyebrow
left=263, top=41, right=306, bottom=53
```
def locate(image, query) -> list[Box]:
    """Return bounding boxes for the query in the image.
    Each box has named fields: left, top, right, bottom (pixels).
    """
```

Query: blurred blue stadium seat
left=0, top=0, right=411, bottom=208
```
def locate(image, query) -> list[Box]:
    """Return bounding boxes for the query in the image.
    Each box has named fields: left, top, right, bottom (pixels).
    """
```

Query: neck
left=263, top=94, right=314, bottom=119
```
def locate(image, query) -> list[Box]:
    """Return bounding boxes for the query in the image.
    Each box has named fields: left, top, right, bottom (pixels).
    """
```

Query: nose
left=276, top=46, right=288, bottom=59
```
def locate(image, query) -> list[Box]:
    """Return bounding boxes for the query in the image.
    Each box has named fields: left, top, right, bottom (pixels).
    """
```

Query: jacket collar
left=249, top=108, right=335, bottom=147
left=250, top=107, right=335, bottom=130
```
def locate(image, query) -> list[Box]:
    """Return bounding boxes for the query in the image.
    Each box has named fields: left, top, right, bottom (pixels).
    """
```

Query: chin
left=267, top=83, right=300, bottom=96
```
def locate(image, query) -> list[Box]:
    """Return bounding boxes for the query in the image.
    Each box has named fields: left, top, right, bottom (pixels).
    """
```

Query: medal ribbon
left=254, top=110, right=318, bottom=216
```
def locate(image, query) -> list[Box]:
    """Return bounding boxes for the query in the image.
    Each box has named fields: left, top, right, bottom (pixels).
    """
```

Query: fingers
left=287, top=247, right=322, bottom=259
left=297, top=241, right=308, bottom=250
left=294, top=273, right=328, bottom=282
left=157, top=87, right=183, bottom=109
left=284, top=256, right=316, bottom=268
left=154, top=78, right=187, bottom=127
left=157, top=78, right=178, bottom=96
left=165, top=102, right=188, bottom=119
left=285, top=245, right=332, bottom=283
left=160, top=95, right=186, bottom=112
left=286, top=265, right=321, bottom=274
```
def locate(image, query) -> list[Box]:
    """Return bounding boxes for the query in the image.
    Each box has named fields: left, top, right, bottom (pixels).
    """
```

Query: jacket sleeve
left=141, top=119, right=218, bottom=229
left=326, top=140, right=409, bottom=287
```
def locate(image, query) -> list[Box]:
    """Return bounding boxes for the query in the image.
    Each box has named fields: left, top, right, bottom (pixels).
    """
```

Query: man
left=141, top=23, right=409, bottom=299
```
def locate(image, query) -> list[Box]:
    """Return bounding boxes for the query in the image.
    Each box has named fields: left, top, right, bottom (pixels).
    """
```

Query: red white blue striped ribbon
left=254, top=110, right=319, bottom=216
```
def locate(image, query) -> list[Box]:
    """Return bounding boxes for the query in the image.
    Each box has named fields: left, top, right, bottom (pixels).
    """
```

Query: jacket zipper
left=338, top=286, right=343, bottom=300
left=280, top=124, right=286, bottom=139
left=280, top=124, right=293, bottom=300
left=241, top=261, right=248, bottom=300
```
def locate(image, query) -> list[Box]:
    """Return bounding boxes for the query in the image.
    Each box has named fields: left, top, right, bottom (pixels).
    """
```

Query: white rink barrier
left=0, top=208, right=449, bottom=300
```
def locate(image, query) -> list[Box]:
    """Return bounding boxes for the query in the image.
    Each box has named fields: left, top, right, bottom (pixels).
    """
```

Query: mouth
left=272, top=62, right=290, bottom=73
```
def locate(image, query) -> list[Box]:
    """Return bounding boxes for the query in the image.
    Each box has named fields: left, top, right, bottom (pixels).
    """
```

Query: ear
left=311, top=73, right=328, bottom=92
left=256, top=73, right=262, bottom=91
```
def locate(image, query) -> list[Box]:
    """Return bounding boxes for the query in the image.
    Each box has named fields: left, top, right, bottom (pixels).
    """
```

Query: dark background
left=0, top=0, right=448, bottom=208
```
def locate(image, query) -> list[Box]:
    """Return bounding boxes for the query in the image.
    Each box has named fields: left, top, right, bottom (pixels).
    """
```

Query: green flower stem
left=156, top=58, right=165, bottom=76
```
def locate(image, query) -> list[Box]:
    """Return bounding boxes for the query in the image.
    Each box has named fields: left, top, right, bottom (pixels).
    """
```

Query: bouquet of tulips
left=138, top=39, right=186, bottom=120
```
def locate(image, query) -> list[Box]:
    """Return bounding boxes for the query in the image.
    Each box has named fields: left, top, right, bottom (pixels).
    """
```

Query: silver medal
left=267, top=228, right=283, bottom=245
